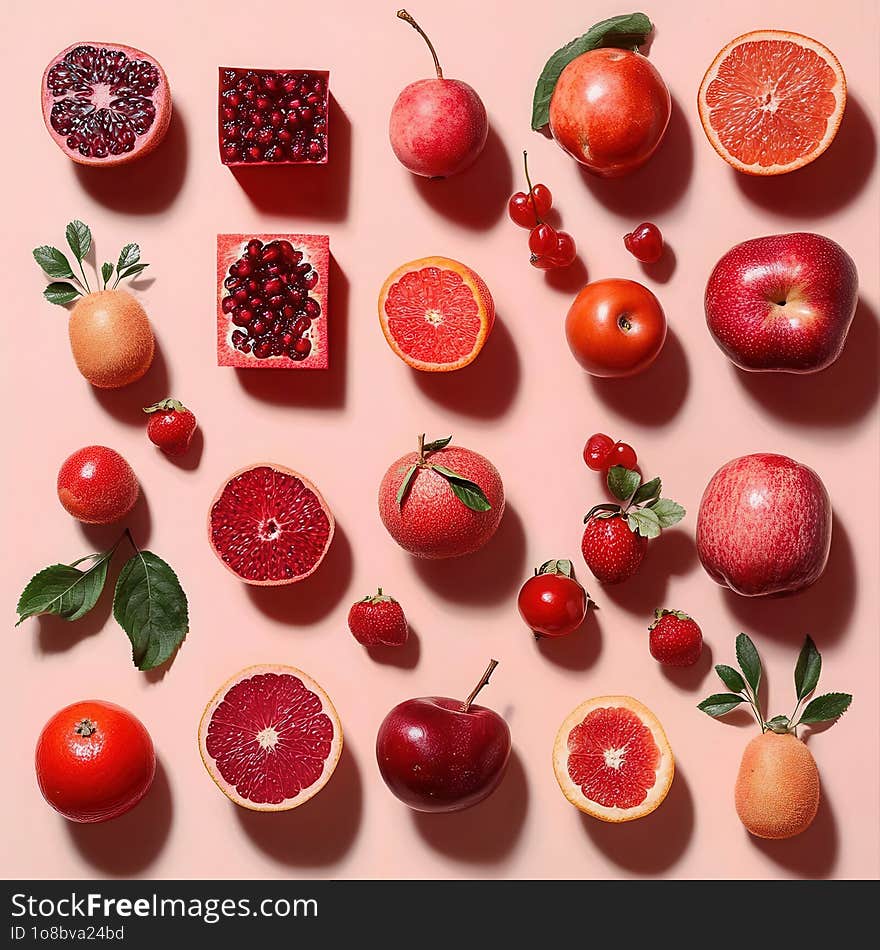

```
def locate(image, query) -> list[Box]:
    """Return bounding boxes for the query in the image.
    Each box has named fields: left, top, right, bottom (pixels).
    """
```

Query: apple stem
left=397, top=9, right=443, bottom=79
left=461, top=659, right=499, bottom=712
left=522, top=151, right=542, bottom=224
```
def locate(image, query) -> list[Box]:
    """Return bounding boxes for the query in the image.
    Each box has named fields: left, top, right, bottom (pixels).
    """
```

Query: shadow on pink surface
left=79, top=490, right=153, bottom=550
left=412, top=317, right=519, bottom=418
left=534, top=608, right=602, bottom=671
left=413, top=503, right=527, bottom=605
left=581, top=764, right=694, bottom=873
left=578, top=95, right=693, bottom=217
left=410, top=125, right=513, bottom=230
left=749, top=793, right=838, bottom=878
left=735, top=95, right=876, bottom=218
left=721, top=513, right=855, bottom=647
left=236, top=744, right=361, bottom=866
left=589, top=327, right=690, bottom=425
left=236, top=256, right=348, bottom=409
left=660, top=639, right=714, bottom=691
left=412, top=749, right=527, bottom=862
left=73, top=108, right=188, bottom=214
left=543, top=255, right=589, bottom=295
left=230, top=96, right=351, bottom=221
left=36, top=575, right=114, bottom=656
left=67, top=760, right=172, bottom=875
left=248, top=521, right=353, bottom=625
left=91, top=338, right=172, bottom=427
left=639, top=243, right=677, bottom=284
left=366, top=625, right=421, bottom=669
left=734, top=299, right=879, bottom=426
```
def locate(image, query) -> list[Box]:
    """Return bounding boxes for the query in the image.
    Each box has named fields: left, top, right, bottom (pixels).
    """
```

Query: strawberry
left=143, top=398, right=197, bottom=456
left=649, top=609, right=703, bottom=667
left=581, top=465, right=685, bottom=584
left=347, top=588, right=408, bottom=647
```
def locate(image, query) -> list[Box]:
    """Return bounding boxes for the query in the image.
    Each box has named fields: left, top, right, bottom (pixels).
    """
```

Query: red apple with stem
left=697, top=454, right=832, bottom=597
left=389, top=9, right=488, bottom=178
left=705, top=233, right=858, bottom=373
left=375, top=659, right=510, bottom=812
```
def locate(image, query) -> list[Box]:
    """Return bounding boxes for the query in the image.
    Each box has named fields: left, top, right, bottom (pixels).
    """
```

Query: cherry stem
left=461, top=659, right=499, bottom=712
left=522, top=150, right=543, bottom=225
left=397, top=10, right=443, bottom=79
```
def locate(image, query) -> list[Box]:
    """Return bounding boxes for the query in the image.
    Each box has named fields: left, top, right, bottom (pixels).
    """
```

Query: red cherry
left=624, top=222, right=664, bottom=263
left=550, top=231, right=577, bottom=267
left=529, top=223, right=558, bottom=257
left=583, top=433, right=615, bottom=471
left=610, top=442, right=638, bottom=470
left=508, top=184, right=552, bottom=228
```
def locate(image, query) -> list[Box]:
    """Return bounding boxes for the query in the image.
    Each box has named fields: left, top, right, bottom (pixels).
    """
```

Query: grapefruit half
left=199, top=665, right=342, bottom=811
left=378, top=257, right=495, bottom=372
left=553, top=696, right=674, bottom=822
left=698, top=30, right=846, bottom=176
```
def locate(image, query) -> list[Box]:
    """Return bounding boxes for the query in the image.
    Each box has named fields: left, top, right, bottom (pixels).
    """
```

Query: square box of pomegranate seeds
left=218, top=67, right=329, bottom=165
left=217, top=234, right=330, bottom=369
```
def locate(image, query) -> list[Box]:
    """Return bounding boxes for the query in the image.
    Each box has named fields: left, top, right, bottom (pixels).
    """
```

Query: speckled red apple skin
left=581, top=515, right=648, bottom=584
left=705, top=233, right=858, bottom=373
left=57, top=446, right=139, bottom=525
left=548, top=48, right=670, bottom=177
left=389, top=78, right=488, bottom=178
left=378, top=445, right=504, bottom=558
left=697, top=453, right=831, bottom=597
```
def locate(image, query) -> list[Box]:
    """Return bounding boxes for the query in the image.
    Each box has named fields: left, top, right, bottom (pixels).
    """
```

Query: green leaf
left=116, top=243, right=141, bottom=273
left=627, top=507, right=661, bottom=539
left=531, top=12, right=653, bottom=129
left=431, top=465, right=492, bottom=512
left=396, top=463, right=418, bottom=508
left=43, top=282, right=80, bottom=305
left=766, top=715, right=791, bottom=734
left=794, top=635, right=822, bottom=700
left=736, top=632, right=762, bottom=695
left=632, top=476, right=661, bottom=505
left=16, top=551, right=112, bottom=625
left=538, top=559, right=573, bottom=577
left=698, top=694, right=746, bottom=717
left=116, top=262, right=150, bottom=283
left=113, top=551, right=188, bottom=671
left=607, top=465, right=641, bottom=502
left=799, top=692, right=852, bottom=724
left=715, top=664, right=746, bottom=693
left=65, top=220, right=91, bottom=262
left=101, top=262, right=114, bottom=288
left=33, top=245, right=75, bottom=279
left=647, top=498, right=686, bottom=528
left=422, top=436, right=452, bottom=453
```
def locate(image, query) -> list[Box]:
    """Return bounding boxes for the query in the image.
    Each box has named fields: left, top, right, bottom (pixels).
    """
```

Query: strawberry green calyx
left=143, top=398, right=188, bottom=415
left=650, top=607, right=692, bottom=628
left=584, top=466, right=685, bottom=540
left=361, top=587, right=398, bottom=605
left=396, top=433, right=492, bottom=513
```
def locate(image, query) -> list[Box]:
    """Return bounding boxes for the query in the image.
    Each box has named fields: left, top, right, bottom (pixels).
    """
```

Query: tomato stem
left=461, top=659, right=499, bottom=712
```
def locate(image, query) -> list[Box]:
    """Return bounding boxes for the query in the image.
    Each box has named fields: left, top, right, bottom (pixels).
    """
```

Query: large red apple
left=548, top=48, right=670, bottom=177
left=705, top=233, right=858, bottom=373
left=697, top=454, right=831, bottom=597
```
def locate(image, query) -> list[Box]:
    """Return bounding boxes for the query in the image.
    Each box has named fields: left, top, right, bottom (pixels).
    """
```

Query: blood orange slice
left=199, top=665, right=342, bottom=811
left=698, top=30, right=846, bottom=176
left=208, top=464, right=334, bottom=586
left=553, top=696, right=674, bottom=822
left=378, top=257, right=495, bottom=372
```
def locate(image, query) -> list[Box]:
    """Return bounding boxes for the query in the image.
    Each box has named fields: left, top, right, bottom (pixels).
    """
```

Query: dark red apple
left=375, top=660, right=510, bottom=812
left=705, top=233, right=858, bottom=373
left=548, top=48, right=670, bottom=177
left=389, top=10, right=488, bottom=178
left=697, top=454, right=831, bottom=597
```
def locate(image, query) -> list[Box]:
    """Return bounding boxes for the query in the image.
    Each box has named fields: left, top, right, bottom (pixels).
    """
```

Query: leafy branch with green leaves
left=699, top=633, right=852, bottom=736
left=33, top=220, right=149, bottom=306
left=397, top=434, right=492, bottom=513
left=584, top=465, right=685, bottom=539
left=16, top=529, right=188, bottom=672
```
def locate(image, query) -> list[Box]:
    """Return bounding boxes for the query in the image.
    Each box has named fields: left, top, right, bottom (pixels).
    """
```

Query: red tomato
left=35, top=701, right=155, bottom=823
left=565, top=278, right=666, bottom=377
left=518, top=568, right=588, bottom=638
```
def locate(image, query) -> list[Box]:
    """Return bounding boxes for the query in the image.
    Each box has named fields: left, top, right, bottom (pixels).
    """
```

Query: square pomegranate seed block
left=219, top=67, right=329, bottom=165
left=217, top=234, right=329, bottom=369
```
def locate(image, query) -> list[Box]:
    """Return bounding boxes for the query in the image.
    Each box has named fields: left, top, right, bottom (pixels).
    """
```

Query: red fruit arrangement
left=348, top=589, right=409, bottom=647
left=143, top=398, right=197, bottom=457
left=518, top=559, right=590, bottom=638
left=582, top=465, right=685, bottom=584
left=649, top=609, right=703, bottom=667
left=507, top=151, right=576, bottom=269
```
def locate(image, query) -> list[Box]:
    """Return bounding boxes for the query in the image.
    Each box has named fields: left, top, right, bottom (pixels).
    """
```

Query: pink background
left=2, top=0, right=878, bottom=880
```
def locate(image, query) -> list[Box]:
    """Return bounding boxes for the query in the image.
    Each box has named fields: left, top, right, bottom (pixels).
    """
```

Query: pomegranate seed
left=303, top=271, right=319, bottom=290
left=221, top=296, right=235, bottom=313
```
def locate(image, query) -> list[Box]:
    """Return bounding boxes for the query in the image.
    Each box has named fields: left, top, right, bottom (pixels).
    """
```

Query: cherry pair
left=583, top=433, right=637, bottom=472
left=507, top=152, right=577, bottom=269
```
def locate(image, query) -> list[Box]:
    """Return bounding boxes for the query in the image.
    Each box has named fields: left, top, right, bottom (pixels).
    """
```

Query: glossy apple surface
left=705, top=233, right=858, bottom=373
left=548, top=48, right=670, bottom=177
left=697, top=453, right=832, bottom=597
left=376, top=695, right=510, bottom=812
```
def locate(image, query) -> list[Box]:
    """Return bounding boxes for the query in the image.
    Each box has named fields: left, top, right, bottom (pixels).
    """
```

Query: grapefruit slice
left=698, top=30, right=846, bottom=176
left=378, top=257, right=495, bottom=372
left=553, top=696, right=674, bottom=822
left=199, top=664, right=342, bottom=811
left=208, top=464, right=334, bottom=586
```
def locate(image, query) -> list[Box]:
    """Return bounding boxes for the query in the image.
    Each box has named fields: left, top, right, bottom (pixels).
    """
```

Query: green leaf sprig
left=531, top=12, right=654, bottom=130
left=396, top=434, right=492, bottom=513
left=16, top=529, right=188, bottom=671
left=33, top=220, right=150, bottom=306
left=584, top=465, right=685, bottom=540
left=698, top=633, right=852, bottom=735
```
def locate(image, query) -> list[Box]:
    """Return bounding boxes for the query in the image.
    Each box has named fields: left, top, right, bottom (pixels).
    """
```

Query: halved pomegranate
left=219, top=67, right=329, bottom=165
left=217, top=233, right=329, bottom=369
left=41, top=42, right=171, bottom=166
